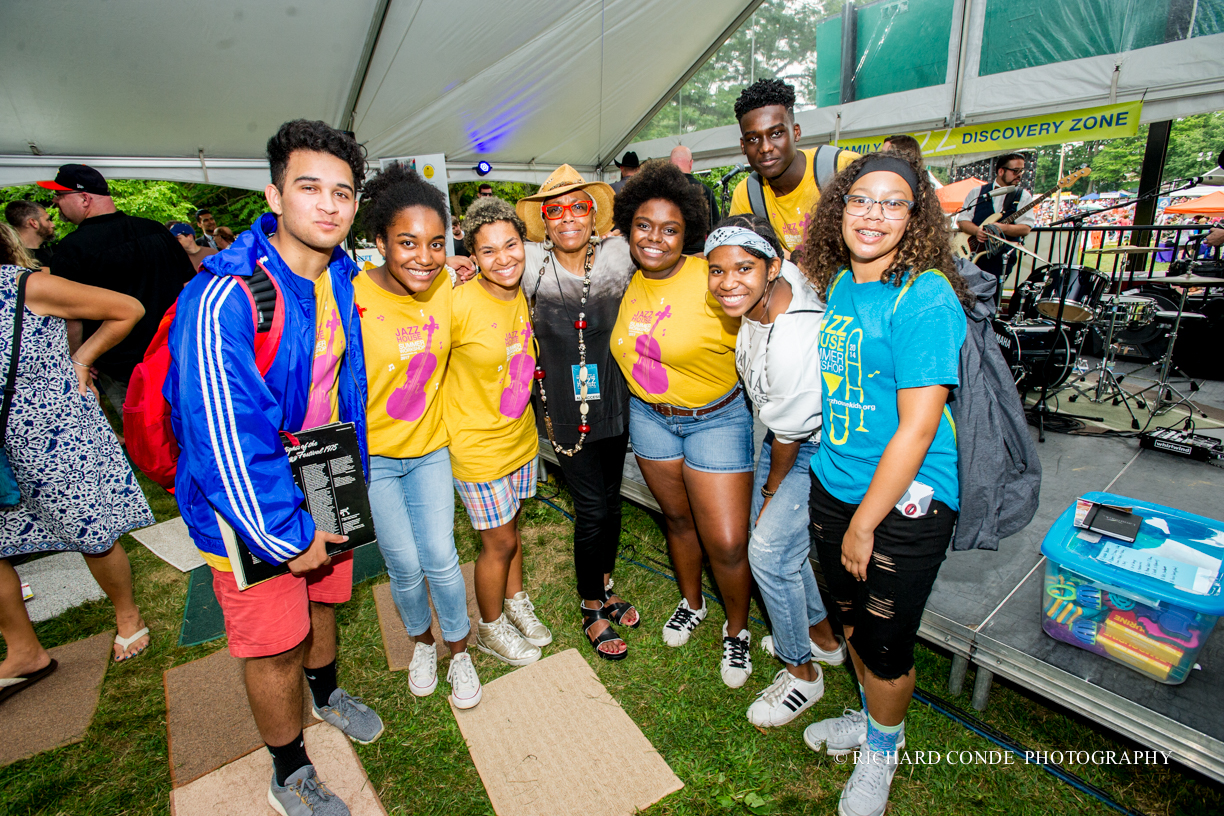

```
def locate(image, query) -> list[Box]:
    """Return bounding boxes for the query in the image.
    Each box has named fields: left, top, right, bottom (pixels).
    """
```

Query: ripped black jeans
left=808, top=474, right=955, bottom=681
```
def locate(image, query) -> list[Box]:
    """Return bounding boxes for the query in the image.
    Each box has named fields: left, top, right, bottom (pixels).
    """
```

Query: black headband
left=850, top=156, right=921, bottom=200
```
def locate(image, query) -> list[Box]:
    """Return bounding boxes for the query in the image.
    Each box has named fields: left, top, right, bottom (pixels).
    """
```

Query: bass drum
left=992, top=318, right=1078, bottom=391
left=1173, top=297, right=1224, bottom=380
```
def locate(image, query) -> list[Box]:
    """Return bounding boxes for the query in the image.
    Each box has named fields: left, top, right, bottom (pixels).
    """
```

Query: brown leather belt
left=648, top=386, right=743, bottom=418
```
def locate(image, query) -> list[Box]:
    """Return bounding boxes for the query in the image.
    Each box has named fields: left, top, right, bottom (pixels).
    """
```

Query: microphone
left=989, top=185, right=1018, bottom=197
left=720, top=164, right=747, bottom=185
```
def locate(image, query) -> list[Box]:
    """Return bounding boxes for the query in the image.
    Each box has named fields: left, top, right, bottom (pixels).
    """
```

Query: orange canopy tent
left=937, top=177, right=986, bottom=214
left=1165, top=190, right=1224, bottom=215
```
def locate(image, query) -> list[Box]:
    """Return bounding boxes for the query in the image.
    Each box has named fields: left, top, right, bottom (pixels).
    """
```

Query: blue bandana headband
left=704, top=226, right=778, bottom=259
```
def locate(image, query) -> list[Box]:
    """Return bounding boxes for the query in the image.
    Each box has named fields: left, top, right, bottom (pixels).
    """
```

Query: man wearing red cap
left=38, top=164, right=195, bottom=412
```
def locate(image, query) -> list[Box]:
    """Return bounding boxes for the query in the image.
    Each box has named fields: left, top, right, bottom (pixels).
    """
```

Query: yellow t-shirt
left=730, top=148, right=860, bottom=252
left=610, top=256, right=740, bottom=409
left=303, top=270, right=346, bottom=429
left=355, top=271, right=451, bottom=459
left=444, top=280, right=539, bottom=482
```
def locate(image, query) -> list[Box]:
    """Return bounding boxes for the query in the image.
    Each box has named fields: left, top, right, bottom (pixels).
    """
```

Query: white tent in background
left=0, top=0, right=1222, bottom=189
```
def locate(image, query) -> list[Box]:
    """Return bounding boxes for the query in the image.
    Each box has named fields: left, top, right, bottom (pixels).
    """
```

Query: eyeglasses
left=542, top=201, right=594, bottom=220
left=51, top=190, right=84, bottom=201
left=843, top=194, right=913, bottom=219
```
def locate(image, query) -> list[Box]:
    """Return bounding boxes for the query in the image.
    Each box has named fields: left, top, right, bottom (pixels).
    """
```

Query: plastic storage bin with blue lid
left=1040, top=491, right=1224, bottom=684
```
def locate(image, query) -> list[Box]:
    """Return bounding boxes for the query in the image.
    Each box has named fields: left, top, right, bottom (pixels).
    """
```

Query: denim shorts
left=628, top=388, right=754, bottom=473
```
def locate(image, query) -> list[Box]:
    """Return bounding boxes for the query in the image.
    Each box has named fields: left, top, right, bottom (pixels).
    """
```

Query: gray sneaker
left=312, top=688, right=384, bottom=745
left=839, top=749, right=899, bottom=816
left=268, top=765, right=350, bottom=816
left=803, top=709, right=906, bottom=757
left=504, top=591, right=553, bottom=647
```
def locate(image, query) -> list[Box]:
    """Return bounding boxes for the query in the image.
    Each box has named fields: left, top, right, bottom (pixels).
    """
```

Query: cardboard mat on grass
left=178, top=542, right=388, bottom=647
left=169, top=722, right=387, bottom=816
left=0, top=630, right=114, bottom=767
left=374, top=561, right=478, bottom=670
left=14, top=552, right=106, bottom=623
left=164, top=646, right=314, bottom=787
left=452, top=648, right=684, bottom=816
left=131, top=516, right=205, bottom=572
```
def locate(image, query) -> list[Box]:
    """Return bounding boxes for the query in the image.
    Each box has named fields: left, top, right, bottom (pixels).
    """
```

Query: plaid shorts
left=454, top=458, right=538, bottom=530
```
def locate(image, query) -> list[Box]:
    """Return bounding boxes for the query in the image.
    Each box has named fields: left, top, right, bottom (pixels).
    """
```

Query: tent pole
left=341, top=0, right=394, bottom=133
left=839, top=1, right=857, bottom=105
left=1128, top=120, right=1172, bottom=272
left=599, top=0, right=765, bottom=171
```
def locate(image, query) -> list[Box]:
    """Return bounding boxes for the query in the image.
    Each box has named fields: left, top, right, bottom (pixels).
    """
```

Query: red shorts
left=212, top=551, right=354, bottom=658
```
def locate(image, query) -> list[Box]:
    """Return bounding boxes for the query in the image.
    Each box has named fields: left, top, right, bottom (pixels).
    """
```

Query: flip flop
left=0, top=658, right=58, bottom=705
left=114, top=627, right=150, bottom=662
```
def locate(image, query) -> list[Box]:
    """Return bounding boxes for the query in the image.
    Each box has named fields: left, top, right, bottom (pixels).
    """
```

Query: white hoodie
left=734, top=260, right=825, bottom=444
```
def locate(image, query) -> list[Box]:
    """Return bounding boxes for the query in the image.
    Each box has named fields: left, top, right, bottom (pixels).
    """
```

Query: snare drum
left=1036, top=265, right=1107, bottom=323
left=1096, top=294, right=1156, bottom=330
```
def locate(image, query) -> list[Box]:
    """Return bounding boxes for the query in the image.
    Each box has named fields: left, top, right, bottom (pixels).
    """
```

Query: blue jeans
left=749, top=434, right=828, bottom=666
left=368, top=448, right=470, bottom=642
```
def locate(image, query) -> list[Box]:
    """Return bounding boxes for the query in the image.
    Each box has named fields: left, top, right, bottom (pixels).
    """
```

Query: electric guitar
left=952, top=166, right=1091, bottom=262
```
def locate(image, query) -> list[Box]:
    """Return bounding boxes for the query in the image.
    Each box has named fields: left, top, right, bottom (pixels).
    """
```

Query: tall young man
left=166, top=120, right=380, bottom=816
left=728, top=79, right=859, bottom=259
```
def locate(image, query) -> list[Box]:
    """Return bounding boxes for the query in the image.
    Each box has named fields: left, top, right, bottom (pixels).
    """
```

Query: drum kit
left=995, top=259, right=1224, bottom=428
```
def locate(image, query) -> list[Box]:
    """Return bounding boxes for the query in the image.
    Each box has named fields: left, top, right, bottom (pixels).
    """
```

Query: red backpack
left=123, top=264, right=285, bottom=492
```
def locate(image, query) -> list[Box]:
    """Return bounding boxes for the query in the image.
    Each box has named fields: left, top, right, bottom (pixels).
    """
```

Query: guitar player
left=957, top=153, right=1036, bottom=306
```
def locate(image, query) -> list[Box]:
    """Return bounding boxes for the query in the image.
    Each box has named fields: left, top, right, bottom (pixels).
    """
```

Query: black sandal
left=603, top=579, right=640, bottom=629
left=581, top=603, right=628, bottom=661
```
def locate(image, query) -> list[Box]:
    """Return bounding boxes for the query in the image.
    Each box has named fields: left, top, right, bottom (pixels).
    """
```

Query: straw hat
left=516, top=164, right=615, bottom=243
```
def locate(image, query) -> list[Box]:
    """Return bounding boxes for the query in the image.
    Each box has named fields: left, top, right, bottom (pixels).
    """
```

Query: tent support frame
left=1127, top=119, right=1172, bottom=272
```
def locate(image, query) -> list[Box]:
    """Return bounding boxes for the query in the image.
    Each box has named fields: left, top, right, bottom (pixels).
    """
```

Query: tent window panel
left=854, top=0, right=953, bottom=100
left=815, top=15, right=843, bottom=107
left=1192, top=0, right=1224, bottom=37
left=979, top=0, right=1172, bottom=76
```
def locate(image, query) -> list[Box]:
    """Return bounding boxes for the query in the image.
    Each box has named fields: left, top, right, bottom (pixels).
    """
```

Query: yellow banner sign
left=838, top=101, right=1142, bottom=157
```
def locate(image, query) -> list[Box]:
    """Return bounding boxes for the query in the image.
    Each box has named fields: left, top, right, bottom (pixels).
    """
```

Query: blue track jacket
left=166, top=212, right=369, bottom=567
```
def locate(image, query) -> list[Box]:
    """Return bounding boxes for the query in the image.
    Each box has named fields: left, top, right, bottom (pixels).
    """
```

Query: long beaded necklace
left=530, top=239, right=596, bottom=456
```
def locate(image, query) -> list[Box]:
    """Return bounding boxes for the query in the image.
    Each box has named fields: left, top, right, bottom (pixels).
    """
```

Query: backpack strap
left=813, top=145, right=844, bottom=192
left=892, top=269, right=957, bottom=315
left=746, top=171, right=768, bottom=220
left=826, top=268, right=850, bottom=300
left=1, top=271, right=31, bottom=447
left=236, top=262, right=286, bottom=376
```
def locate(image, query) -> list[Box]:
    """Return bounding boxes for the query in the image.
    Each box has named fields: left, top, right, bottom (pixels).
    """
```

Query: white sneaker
left=504, top=592, right=553, bottom=647
left=447, top=652, right=482, bottom=710
left=761, top=634, right=847, bottom=666
left=803, top=709, right=905, bottom=757
left=746, top=667, right=824, bottom=727
left=407, top=641, right=437, bottom=697
left=661, top=598, right=708, bottom=647
left=720, top=621, right=752, bottom=688
left=839, top=748, right=899, bottom=816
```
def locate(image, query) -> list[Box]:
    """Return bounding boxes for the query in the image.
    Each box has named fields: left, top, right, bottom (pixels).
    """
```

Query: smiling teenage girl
left=799, top=154, right=971, bottom=816
left=609, top=161, right=754, bottom=688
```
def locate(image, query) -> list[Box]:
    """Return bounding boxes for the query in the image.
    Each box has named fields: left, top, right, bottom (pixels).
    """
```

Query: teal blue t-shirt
left=812, top=268, right=966, bottom=510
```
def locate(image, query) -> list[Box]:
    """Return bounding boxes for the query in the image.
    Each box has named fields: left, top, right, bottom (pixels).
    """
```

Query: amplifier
left=1138, top=427, right=1224, bottom=467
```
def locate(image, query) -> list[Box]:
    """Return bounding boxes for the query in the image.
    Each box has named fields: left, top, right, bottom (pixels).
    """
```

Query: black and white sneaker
left=720, top=622, right=752, bottom=688
left=747, top=667, right=825, bottom=726
left=661, top=598, right=708, bottom=647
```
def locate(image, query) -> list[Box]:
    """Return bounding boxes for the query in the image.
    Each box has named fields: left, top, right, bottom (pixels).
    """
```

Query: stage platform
left=539, top=414, right=1224, bottom=784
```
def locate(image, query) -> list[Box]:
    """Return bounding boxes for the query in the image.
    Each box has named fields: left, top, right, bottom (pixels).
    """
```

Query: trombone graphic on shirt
left=819, top=314, right=871, bottom=446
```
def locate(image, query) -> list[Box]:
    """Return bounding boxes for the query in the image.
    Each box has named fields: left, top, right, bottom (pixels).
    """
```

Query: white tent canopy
left=0, top=0, right=759, bottom=190
left=629, top=0, right=1224, bottom=172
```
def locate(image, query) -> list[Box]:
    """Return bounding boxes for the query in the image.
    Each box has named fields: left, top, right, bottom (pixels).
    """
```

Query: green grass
left=2, top=467, right=1223, bottom=814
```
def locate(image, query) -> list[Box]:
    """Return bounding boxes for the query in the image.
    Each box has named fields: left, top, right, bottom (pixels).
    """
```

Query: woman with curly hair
left=355, top=163, right=481, bottom=709
left=445, top=196, right=551, bottom=668
left=514, top=166, right=639, bottom=661
left=798, top=153, right=968, bottom=816
left=609, top=161, right=755, bottom=688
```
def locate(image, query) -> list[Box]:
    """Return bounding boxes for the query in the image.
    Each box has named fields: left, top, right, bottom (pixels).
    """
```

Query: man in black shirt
left=4, top=200, right=56, bottom=269
left=38, top=164, right=195, bottom=410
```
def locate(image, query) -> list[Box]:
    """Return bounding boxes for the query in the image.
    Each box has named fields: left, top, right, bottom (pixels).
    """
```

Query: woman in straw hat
left=516, top=165, right=639, bottom=661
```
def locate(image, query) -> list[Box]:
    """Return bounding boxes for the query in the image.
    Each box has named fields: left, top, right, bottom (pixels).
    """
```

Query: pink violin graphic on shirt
left=499, top=323, right=535, bottom=419
left=303, top=308, right=343, bottom=427
left=632, top=305, right=671, bottom=394
left=387, top=315, right=439, bottom=423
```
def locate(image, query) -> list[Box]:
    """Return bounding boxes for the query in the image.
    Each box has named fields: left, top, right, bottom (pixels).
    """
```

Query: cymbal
left=1084, top=245, right=1163, bottom=254
left=1125, top=274, right=1224, bottom=286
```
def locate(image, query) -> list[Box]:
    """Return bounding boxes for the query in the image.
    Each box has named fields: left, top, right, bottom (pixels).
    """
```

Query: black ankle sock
left=267, top=732, right=310, bottom=786
left=303, top=660, right=337, bottom=709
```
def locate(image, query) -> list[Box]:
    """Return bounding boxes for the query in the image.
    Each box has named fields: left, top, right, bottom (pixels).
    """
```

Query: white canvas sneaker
left=408, top=641, right=438, bottom=697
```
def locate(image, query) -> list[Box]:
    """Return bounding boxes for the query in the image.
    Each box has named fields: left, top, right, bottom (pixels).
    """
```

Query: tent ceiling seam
left=342, top=0, right=395, bottom=133
left=354, top=0, right=426, bottom=135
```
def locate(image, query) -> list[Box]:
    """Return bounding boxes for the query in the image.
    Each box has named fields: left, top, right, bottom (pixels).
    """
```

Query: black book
left=218, top=422, right=376, bottom=590
left=1084, top=503, right=1142, bottom=543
